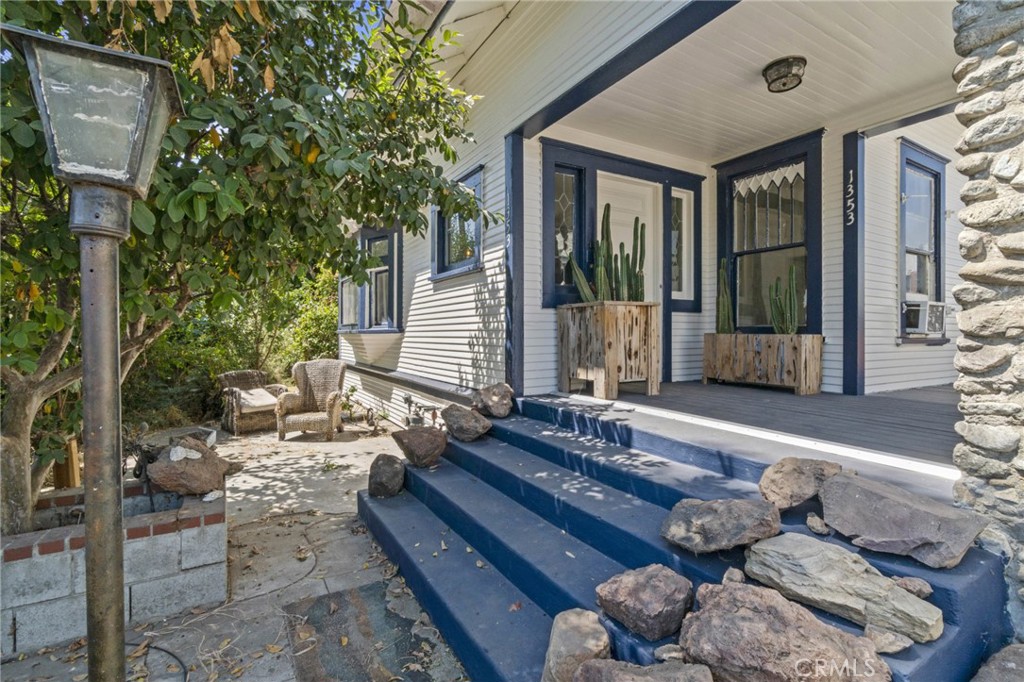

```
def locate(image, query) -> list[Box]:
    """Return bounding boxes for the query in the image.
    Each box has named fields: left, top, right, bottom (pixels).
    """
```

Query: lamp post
left=1, top=25, right=182, bottom=681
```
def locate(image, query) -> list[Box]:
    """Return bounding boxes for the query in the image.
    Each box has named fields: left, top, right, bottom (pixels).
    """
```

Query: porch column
left=951, top=0, right=1024, bottom=639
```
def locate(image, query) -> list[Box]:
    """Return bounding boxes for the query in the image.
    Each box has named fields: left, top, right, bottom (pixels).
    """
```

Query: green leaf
left=162, top=229, right=180, bottom=251
left=193, top=195, right=207, bottom=223
left=131, top=202, right=156, bottom=235
left=167, top=196, right=185, bottom=223
left=240, top=133, right=268, bottom=148
left=191, top=180, right=216, bottom=193
left=271, top=98, right=294, bottom=111
left=10, top=120, right=35, bottom=147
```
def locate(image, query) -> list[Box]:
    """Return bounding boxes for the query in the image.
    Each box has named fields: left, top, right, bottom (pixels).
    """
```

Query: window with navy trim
left=433, top=167, right=483, bottom=278
left=899, top=139, right=946, bottom=337
left=338, top=228, right=402, bottom=333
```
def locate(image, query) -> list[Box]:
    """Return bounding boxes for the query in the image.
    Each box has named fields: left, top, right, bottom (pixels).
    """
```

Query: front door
left=596, top=171, right=661, bottom=303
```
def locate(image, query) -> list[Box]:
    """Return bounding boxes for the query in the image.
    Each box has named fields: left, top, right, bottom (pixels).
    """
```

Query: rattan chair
left=217, top=370, right=288, bottom=435
left=276, top=359, right=346, bottom=441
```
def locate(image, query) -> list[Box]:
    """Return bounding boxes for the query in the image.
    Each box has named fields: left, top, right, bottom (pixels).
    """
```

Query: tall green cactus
left=716, top=258, right=735, bottom=334
left=570, top=203, right=646, bottom=302
left=769, top=263, right=799, bottom=335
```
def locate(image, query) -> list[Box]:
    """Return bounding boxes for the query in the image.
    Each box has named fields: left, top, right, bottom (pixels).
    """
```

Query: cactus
left=769, top=263, right=799, bottom=335
left=716, top=258, right=735, bottom=334
left=570, top=203, right=646, bottom=302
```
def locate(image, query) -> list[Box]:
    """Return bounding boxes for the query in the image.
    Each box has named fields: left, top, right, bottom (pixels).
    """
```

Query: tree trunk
left=1, top=388, right=42, bottom=535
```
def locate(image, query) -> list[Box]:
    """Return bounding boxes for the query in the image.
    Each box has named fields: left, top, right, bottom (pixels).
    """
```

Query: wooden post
left=53, top=438, right=82, bottom=489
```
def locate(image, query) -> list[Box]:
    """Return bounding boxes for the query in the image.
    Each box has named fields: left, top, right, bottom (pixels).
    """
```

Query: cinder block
left=2, top=608, right=14, bottom=657
left=180, top=522, right=227, bottom=570
left=124, top=531, right=181, bottom=583
left=129, top=563, right=226, bottom=623
left=9, top=594, right=87, bottom=653
left=1, top=552, right=72, bottom=608
left=71, top=547, right=86, bottom=594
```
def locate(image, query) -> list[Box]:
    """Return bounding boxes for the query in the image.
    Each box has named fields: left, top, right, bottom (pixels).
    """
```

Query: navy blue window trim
left=504, top=133, right=525, bottom=395
left=715, top=129, right=824, bottom=335
left=338, top=227, right=403, bottom=333
left=433, top=165, right=484, bottom=279
left=842, top=131, right=866, bottom=396
left=898, top=138, right=946, bottom=336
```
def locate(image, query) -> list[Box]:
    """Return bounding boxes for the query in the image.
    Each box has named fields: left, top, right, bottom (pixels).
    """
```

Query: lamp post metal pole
left=70, top=183, right=132, bottom=682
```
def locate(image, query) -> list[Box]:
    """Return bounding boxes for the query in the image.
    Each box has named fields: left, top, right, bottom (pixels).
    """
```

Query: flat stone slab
left=759, top=457, right=841, bottom=509
left=573, top=659, right=712, bottom=682
left=596, top=564, right=692, bottom=641
left=660, top=498, right=779, bottom=553
left=820, top=472, right=989, bottom=568
left=744, top=533, right=944, bottom=643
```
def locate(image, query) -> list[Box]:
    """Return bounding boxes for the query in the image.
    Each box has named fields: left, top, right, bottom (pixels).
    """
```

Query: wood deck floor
left=613, top=381, right=960, bottom=465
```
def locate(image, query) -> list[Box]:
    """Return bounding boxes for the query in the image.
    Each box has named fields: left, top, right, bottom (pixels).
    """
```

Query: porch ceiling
left=557, top=0, right=959, bottom=164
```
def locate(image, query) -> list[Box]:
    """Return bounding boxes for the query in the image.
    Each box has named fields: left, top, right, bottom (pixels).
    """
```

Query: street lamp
left=1, top=24, right=182, bottom=682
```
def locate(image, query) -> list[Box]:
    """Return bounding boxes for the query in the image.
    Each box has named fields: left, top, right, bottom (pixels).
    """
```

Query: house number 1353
left=845, top=169, right=856, bottom=227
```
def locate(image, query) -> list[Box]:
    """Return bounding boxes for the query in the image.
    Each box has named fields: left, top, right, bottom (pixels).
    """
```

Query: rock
left=955, top=14, right=1024, bottom=56
left=956, top=92, right=1006, bottom=124
left=744, top=533, right=944, bottom=643
left=956, top=151, right=990, bottom=174
left=959, top=198, right=1024, bottom=231
left=956, top=421, right=1022, bottom=452
left=595, top=564, right=693, bottom=641
left=174, top=427, right=217, bottom=448
left=391, top=426, right=447, bottom=467
left=441, top=404, right=492, bottom=442
left=677, top=582, right=890, bottom=682
left=971, top=643, right=1024, bottom=681
left=660, top=498, right=780, bottom=553
left=473, top=382, right=514, bottom=418
left=863, top=625, right=913, bottom=654
left=806, top=512, right=830, bottom=535
left=653, top=644, right=685, bottom=661
left=894, top=576, right=933, bottom=600
left=954, top=346, right=1013, bottom=373
left=572, top=659, right=712, bottom=682
left=721, top=567, right=745, bottom=583
left=147, top=437, right=230, bottom=495
left=368, top=454, right=405, bottom=498
left=991, top=152, right=1022, bottom=181
left=820, top=472, right=990, bottom=568
left=996, top=232, right=1024, bottom=255
left=759, top=457, right=842, bottom=509
left=958, top=300, right=1024, bottom=335
left=953, top=56, right=982, bottom=84
left=542, top=609, right=611, bottom=682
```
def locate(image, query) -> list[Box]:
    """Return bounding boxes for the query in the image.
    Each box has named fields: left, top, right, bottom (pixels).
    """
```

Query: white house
left=338, top=0, right=968, bottom=423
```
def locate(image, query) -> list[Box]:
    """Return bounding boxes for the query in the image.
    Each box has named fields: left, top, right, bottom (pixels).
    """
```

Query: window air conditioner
left=903, top=300, right=946, bottom=335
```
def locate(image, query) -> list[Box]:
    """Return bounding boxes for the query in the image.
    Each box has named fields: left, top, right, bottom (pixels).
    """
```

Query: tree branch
left=29, top=281, right=77, bottom=383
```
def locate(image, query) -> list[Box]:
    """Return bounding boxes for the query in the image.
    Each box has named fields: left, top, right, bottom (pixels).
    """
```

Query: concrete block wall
left=1, top=486, right=227, bottom=655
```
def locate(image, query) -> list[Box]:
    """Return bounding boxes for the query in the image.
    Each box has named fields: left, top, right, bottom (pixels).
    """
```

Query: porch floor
left=614, top=381, right=960, bottom=465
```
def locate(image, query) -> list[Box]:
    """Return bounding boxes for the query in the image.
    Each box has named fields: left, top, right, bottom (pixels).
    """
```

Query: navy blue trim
left=338, top=227, right=402, bottom=333
left=505, top=133, right=525, bottom=395
left=715, top=129, right=824, bottom=334
left=842, top=132, right=865, bottom=396
left=898, top=138, right=947, bottom=337
left=862, top=102, right=957, bottom=139
left=434, top=166, right=484, bottom=276
left=515, top=1, right=738, bottom=138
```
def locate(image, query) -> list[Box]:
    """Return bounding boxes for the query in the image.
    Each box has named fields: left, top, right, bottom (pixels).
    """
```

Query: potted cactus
left=556, top=203, right=660, bottom=400
left=703, top=262, right=823, bottom=395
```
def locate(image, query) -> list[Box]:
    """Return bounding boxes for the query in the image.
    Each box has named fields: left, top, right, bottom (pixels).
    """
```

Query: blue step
left=357, top=490, right=551, bottom=682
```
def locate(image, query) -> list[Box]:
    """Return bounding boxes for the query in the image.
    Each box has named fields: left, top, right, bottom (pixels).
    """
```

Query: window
left=670, top=189, right=695, bottom=301
left=337, top=228, right=402, bottom=333
left=899, top=139, right=947, bottom=337
left=434, top=166, right=483, bottom=278
left=716, top=130, right=822, bottom=334
left=553, top=166, right=584, bottom=291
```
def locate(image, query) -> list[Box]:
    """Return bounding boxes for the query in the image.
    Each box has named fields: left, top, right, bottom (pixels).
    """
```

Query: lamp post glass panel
left=0, top=24, right=182, bottom=681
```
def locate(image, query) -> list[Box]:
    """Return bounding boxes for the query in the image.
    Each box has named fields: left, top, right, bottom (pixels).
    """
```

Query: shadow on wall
left=459, top=272, right=504, bottom=391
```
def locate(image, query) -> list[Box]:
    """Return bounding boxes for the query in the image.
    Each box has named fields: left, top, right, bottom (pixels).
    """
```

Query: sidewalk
left=0, top=425, right=466, bottom=682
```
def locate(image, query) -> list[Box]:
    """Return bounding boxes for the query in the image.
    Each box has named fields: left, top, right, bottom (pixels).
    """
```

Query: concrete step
left=357, top=490, right=551, bottom=682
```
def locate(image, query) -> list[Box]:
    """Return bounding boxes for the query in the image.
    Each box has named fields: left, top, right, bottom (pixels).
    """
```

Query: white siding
left=862, top=113, right=965, bottom=393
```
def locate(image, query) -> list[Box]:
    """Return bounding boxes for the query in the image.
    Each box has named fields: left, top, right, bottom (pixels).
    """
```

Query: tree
left=0, top=0, right=493, bottom=534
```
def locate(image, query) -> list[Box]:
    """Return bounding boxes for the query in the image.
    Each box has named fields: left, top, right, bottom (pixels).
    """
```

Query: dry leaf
left=251, top=651, right=264, bottom=659
left=248, top=0, right=266, bottom=26
left=565, top=551, right=576, bottom=559
left=340, top=635, right=349, bottom=647
left=294, top=546, right=311, bottom=561
left=127, top=638, right=150, bottom=659
left=403, top=662, right=425, bottom=673
left=219, top=638, right=232, bottom=649
left=187, top=0, right=201, bottom=23
left=329, top=601, right=339, bottom=615
left=89, top=0, right=99, bottom=14
left=263, top=64, right=275, bottom=92
left=167, top=664, right=182, bottom=673
left=68, top=638, right=88, bottom=652
left=73, top=675, right=88, bottom=682
left=296, top=625, right=315, bottom=641
left=233, top=0, right=247, bottom=19
left=149, top=0, right=172, bottom=24
left=440, top=540, right=448, bottom=551
left=475, top=560, right=485, bottom=569
left=509, top=601, right=522, bottom=612
left=265, top=643, right=283, bottom=654
left=466, top=546, right=473, bottom=553
left=199, top=58, right=216, bottom=91
left=431, top=551, right=438, bottom=558
left=190, top=607, right=206, bottom=615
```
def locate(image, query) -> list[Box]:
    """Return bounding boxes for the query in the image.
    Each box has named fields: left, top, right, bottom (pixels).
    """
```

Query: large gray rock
left=894, top=576, right=933, bottom=600
left=677, top=582, right=890, bottom=682
left=971, top=644, right=1024, bottom=682
left=542, top=609, right=611, bottom=682
left=820, top=472, right=989, bottom=568
left=441, top=404, right=492, bottom=442
left=759, top=457, right=842, bottom=509
left=660, top=498, right=780, bottom=553
left=595, top=564, right=692, bottom=641
left=572, top=659, right=712, bottom=682
left=147, top=437, right=230, bottom=495
left=744, top=533, right=944, bottom=643
left=391, top=426, right=447, bottom=467
left=473, top=382, right=515, bottom=418
left=368, top=454, right=405, bottom=498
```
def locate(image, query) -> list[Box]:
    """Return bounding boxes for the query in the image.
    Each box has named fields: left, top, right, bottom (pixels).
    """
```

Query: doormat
left=284, top=583, right=465, bottom=682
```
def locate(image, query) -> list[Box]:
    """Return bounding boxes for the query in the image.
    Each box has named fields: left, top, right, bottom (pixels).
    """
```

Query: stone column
left=951, top=0, right=1024, bottom=641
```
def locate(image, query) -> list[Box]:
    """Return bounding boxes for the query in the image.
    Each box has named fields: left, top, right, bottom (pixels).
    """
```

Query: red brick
left=203, top=512, right=225, bottom=526
left=126, top=525, right=151, bottom=540
left=37, top=538, right=66, bottom=555
left=151, top=520, right=180, bottom=536
left=69, top=534, right=85, bottom=550
left=53, top=494, right=80, bottom=508
left=177, top=516, right=202, bottom=530
left=35, top=498, right=54, bottom=510
left=3, top=545, right=32, bottom=562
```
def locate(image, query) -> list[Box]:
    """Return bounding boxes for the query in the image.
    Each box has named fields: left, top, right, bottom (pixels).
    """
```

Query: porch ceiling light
left=1, top=23, right=182, bottom=199
left=762, top=56, right=806, bottom=93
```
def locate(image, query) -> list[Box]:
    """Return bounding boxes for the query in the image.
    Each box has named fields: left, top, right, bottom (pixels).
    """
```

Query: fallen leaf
left=509, top=601, right=522, bottom=612
left=403, top=662, right=425, bottom=673
left=73, top=675, right=88, bottom=682
left=294, top=546, right=311, bottom=561
left=68, top=637, right=88, bottom=652
left=167, top=663, right=182, bottom=673
left=340, top=635, right=349, bottom=647
left=219, top=638, right=232, bottom=649
left=265, top=643, right=283, bottom=654
left=127, top=638, right=150, bottom=659
left=466, top=546, right=473, bottom=553
left=565, top=551, right=576, bottom=559
left=475, top=560, right=485, bottom=569
left=431, top=552, right=438, bottom=558
left=440, top=540, right=448, bottom=551
left=251, top=652, right=264, bottom=659
left=296, top=624, right=315, bottom=641
left=329, top=601, right=339, bottom=615
left=191, top=607, right=207, bottom=615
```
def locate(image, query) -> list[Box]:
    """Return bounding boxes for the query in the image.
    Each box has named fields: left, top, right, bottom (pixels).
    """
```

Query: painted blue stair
left=356, top=490, right=551, bottom=682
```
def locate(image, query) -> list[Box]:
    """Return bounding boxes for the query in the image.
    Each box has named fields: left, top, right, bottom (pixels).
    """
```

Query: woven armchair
left=276, top=359, right=347, bottom=441
left=217, top=370, right=288, bottom=435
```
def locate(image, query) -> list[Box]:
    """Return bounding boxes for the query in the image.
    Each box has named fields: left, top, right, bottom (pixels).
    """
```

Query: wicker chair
left=276, top=360, right=347, bottom=441
left=217, top=370, right=288, bottom=435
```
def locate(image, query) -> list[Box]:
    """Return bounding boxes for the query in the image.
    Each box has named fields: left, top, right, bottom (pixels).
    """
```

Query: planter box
left=557, top=301, right=660, bottom=400
left=702, top=333, right=823, bottom=395
left=1, top=482, right=227, bottom=655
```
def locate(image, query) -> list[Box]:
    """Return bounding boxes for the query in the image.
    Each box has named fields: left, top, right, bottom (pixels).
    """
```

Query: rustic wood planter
left=557, top=301, right=660, bottom=400
left=702, top=333, right=823, bottom=395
